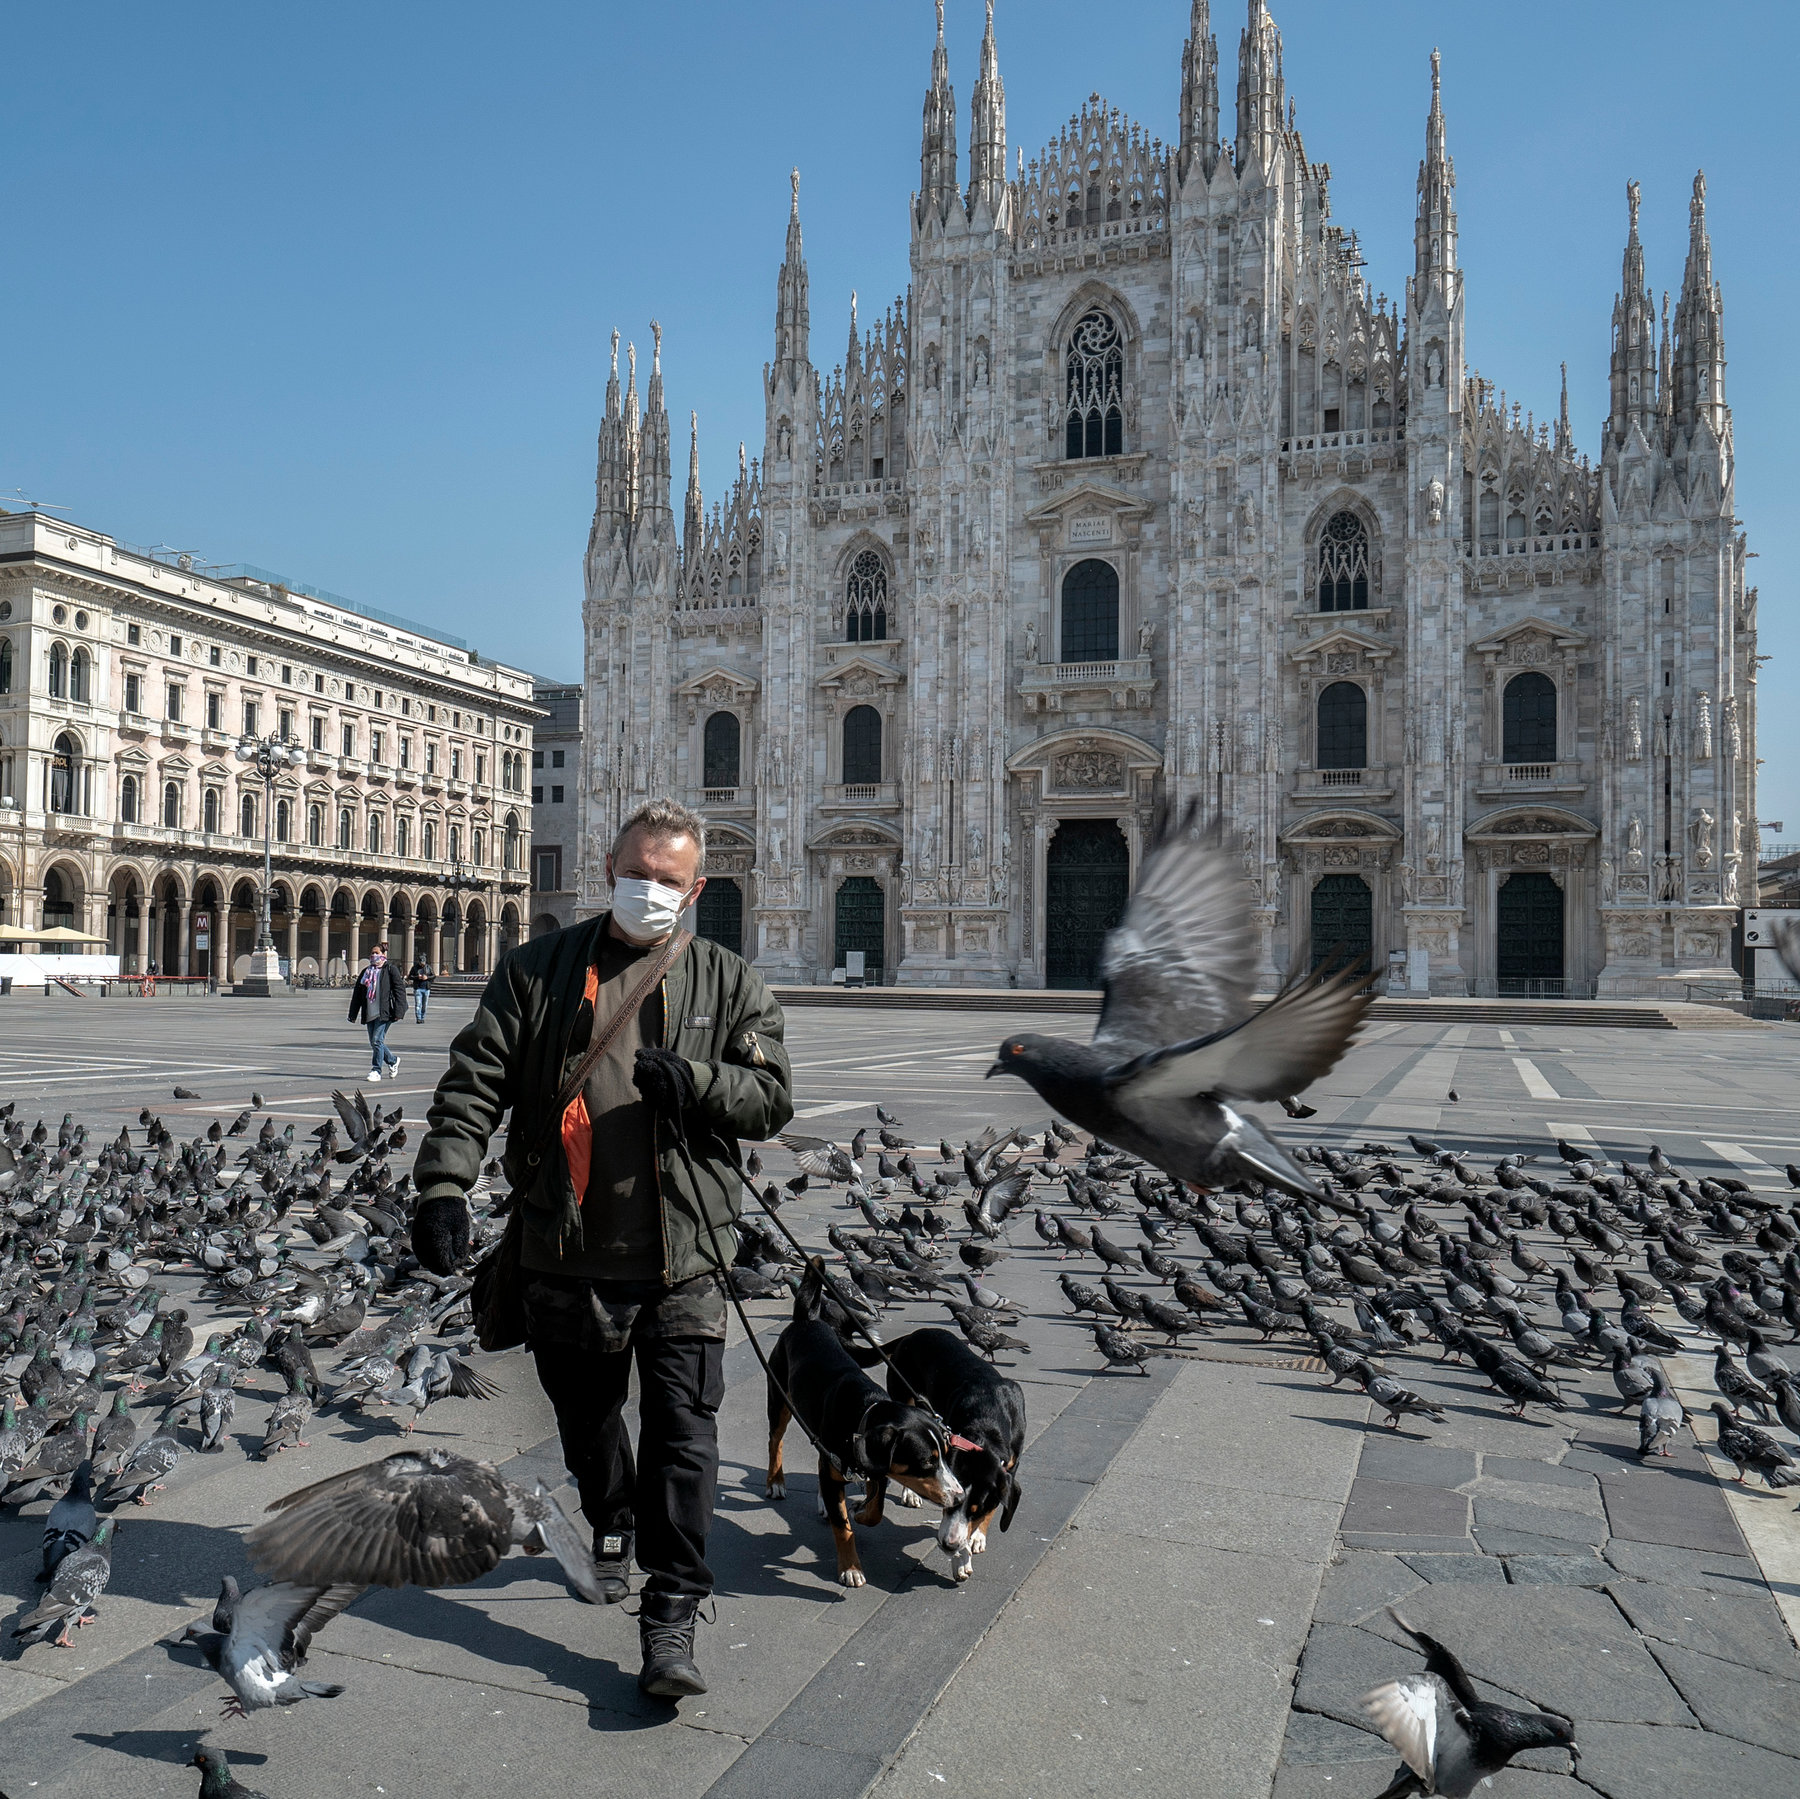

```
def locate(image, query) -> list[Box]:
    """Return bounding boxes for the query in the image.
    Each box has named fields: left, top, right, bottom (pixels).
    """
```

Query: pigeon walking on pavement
left=13, top=1516, right=115, bottom=1647
left=988, top=807, right=1370, bottom=1200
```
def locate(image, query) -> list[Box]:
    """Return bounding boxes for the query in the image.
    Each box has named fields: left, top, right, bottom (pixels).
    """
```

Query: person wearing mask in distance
left=409, top=798, right=793, bottom=1701
left=348, top=939, right=407, bottom=1084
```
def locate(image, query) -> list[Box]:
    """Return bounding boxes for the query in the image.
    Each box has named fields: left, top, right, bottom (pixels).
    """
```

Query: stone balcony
left=1474, top=759, right=1587, bottom=799
left=1292, top=765, right=1399, bottom=803
left=699, top=785, right=755, bottom=816
left=1018, top=657, right=1156, bottom=714
left=821, top=781, right=901, bottom=812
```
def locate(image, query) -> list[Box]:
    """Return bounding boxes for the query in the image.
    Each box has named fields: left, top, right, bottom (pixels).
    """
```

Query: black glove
left=412, top=1193, right=471, bottom=1274
left=634, top=1046, right=699, bottom=1123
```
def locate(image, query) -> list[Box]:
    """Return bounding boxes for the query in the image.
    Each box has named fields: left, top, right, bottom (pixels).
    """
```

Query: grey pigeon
left=1092, top=1320, right=1158, bottom=1374
left=1638, top=1366, right=1686, bottom=1458
left=1610, top=1348, right=1656, bottom=1412
left=1363, top=1610, right=1576, bottom=1796
left=988, top=810, right=1369, bottom=1200
left=1710, top=1402, right=1799, bottom=1488
left=41, top=1461, right=96, bottom=1581
left=193, top=1746, right=270, bottom=1799
left=199, top=1362, right=237, bottom=1452
left=14, top=1516, right=115, bottom=1646
left=246, top=1445, right=607, bottom=1601
left=183, top=1575, right=361, bottom=1714
left=1359, top=1366, right=1447, bottom=1430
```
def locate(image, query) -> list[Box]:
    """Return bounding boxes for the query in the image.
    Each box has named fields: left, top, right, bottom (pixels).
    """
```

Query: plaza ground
left=0, top=991, right=1795, bottom=1798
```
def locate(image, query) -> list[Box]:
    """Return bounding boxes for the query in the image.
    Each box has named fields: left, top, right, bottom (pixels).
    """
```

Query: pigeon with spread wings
left=987, top=808, right=1370, bottom=1199
left=244, top=1446, right=606, bottom=1602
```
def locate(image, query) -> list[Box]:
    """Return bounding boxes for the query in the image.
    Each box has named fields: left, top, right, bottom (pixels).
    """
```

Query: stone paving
left=0, top=991, right=1793, bottom=1797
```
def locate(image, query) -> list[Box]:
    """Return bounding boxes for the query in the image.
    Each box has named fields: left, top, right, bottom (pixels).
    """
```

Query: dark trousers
left=531, top=1327, right=725, bottom=1601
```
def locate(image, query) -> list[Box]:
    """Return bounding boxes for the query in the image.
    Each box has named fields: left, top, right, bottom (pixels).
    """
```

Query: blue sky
left=5, top=1, right=1795, bottom=830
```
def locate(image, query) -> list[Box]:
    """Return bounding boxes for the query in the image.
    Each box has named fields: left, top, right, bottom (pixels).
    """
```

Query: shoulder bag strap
left=532, top=927, right=693, bottom=1165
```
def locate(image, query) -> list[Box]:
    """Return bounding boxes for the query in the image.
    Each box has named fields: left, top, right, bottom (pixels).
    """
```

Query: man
left=347, top=940, right=406, bottom=1084
left=410, top=799, right=792, bottom=1701
left=408, top=953, right=434, bottom=1023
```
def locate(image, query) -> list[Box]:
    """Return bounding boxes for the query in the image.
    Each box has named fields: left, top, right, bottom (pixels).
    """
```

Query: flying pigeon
left=988, top=808, right=1369, bottom=1200
left=1363, top=1610, right=1576, bottom=1796
left=246, top=1446, right=607, bottom=1600
left=182, top=1575, right=360, bottom=1714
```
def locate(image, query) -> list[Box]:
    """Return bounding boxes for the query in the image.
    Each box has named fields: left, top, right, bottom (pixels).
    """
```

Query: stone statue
left=1023, top=618, right=1038, bottom=662
left=1423, top=819, right=1443, bottom=872
left=1724, top=695, right=1742, bottom=760
left=1137, top=619, right=1155, bottom=656
left=1689, top=807, right=1715, bottom=869
left=1693, top=691, right=1713, bottom=760
left=772, top=528, right=788, bottom=575
left=1600, top=857, right=1616, bottom=902
left=1625, top=813, right=1644, bottom=869
left=967, top=822, right=985, bottom=868
left=1425, top=477, right=1444, bottom=528
left=1625, top=695, right=1643, bottom=761
left=1399, top=862, right=1417, bottom=903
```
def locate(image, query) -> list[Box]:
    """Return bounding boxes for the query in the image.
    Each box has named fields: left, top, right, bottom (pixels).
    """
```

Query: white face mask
left=610, top=876, right=691, bottom=943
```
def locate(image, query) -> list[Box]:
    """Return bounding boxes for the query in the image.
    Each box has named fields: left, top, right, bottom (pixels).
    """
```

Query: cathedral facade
left=579, top=1, right=1756, bottom=997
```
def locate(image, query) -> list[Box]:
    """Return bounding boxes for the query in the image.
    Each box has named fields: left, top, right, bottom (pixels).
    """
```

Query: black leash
left=655, top=1106, right=945, bottom=1476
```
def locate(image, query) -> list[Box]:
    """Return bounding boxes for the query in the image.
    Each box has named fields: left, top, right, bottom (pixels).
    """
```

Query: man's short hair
left=612, top=798, right=708, bottom=868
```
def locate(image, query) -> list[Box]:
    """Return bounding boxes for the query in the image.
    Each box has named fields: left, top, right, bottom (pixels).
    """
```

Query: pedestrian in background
left=409, top=953, right=434, bottom=1023
left=349, top=939, right=407, bottom=1084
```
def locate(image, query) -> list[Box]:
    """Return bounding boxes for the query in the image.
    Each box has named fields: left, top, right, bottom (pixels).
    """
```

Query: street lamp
left=441, top=856, right=486, bottom=976
left=234, top=730, right=306, bottom=994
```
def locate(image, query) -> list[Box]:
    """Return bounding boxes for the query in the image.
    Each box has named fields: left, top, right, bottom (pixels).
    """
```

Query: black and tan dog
left=766, top=1262, right=964, bottom=1588
left=882, top=1328, right=1025, bottom=1581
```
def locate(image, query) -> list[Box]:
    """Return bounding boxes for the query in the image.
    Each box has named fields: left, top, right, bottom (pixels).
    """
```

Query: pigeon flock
left=1, top=816, right=1797, bottom=1797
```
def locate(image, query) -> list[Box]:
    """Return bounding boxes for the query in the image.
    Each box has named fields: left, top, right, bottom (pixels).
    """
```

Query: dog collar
left=947, top=1432, right=982, bottom=1454
left=850, top=1394, right=885, bottom=1477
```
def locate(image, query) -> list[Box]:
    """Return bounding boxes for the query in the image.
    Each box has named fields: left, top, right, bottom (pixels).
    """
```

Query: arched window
left=276, top=798, right=291, bottom=842
left=48, top=643, right=68, bottom=698
left=842, top=705, right=883, bottom=785
left=43, top=733, right=78, bottom=814
left=1316, top=681, right=1368, bottom=769
left=337, top=808, right=353, bottom=850
left=240, top=793, right=257, bottom=838
left=423, top=819, right=437, bottom=861
left=1478, top=488, right=1500, bottom=543
left=120, top=774, right=139, bottom=824
left=163, top=781, right=182, bottom=828
left=396, top=814, right=410, bottom=858
left=1503, top=671, right=1557, bottom=764
left=1060, top=559, right=1120, bottom=663
left=368, top=813, right=383, bottom=855
left=503, top=812, right=521, bottom=870
left=306, top=803, right=322, bottom=846
left=449, top=823, right=463, bottom=863
left=471, top=827, right=485, bottom=866
left=69, top=648, right=91, bottom=702
left=1065, top=309, right=1124, bottom=459
left=845, top=550, right=888, bottom=642
left=703, top=711, right=741, bottom=788
left=203, top=788, right=220, bottom=834
left=0, top=638, right=11, bottom=693
left=1316, top=512, right=1370, bottom=611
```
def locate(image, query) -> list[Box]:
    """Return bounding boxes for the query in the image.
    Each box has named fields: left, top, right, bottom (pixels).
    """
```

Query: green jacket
left=413, top=914, right=794, bottom=1285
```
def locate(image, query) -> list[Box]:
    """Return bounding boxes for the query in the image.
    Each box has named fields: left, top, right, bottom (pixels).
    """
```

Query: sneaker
left=586, top=1530, right=633, bottom=1605
left=386, top=1057, right=401, bottom=1080
left=366, top=1069, right=383, bottom=1085
left=638, top=1594, right=707, bottom=1699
